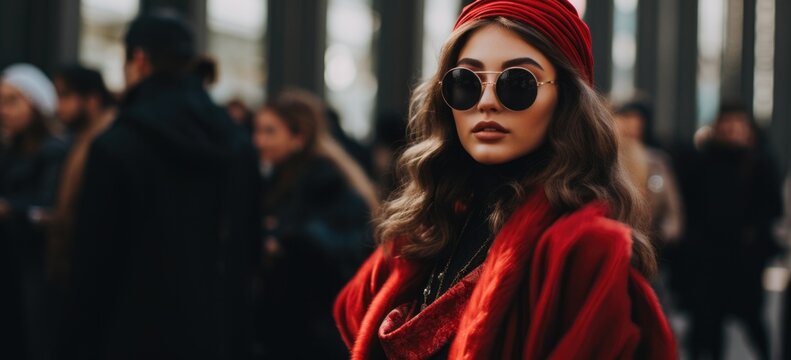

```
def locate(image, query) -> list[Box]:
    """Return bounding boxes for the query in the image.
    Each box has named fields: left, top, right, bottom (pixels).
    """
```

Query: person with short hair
left=48, top=64, right=116, bottom=284
left=679, top=101, right=782, bottom=360
left=60, top=14, right=260, bottom=360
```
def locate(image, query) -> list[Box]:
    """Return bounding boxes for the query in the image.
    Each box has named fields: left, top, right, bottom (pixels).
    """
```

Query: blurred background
left=0, top=0, right=789, bottom=359
left=0, top=0, right=786, bottom=162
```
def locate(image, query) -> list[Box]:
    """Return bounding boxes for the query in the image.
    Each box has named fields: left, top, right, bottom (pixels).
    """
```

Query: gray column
left=372, top=0, right=423, bottom=119
left=0, top=0, right=80, bottom=73
left=651, top=0, right=678, bottom=143
left=584, top=0, right=613, bottom=93
left=266, top=0, right=327, bottom=97
left=721, top=0, right=756, bottom=113
left=739, top=0, right=756, bottom=114
left=635, top=0, right=658, bottom=99
left=772, top=0, right=790, bottom=174
left=673, top=0, right=699, bottom=142
left=140, top=0, right=208, bottom=53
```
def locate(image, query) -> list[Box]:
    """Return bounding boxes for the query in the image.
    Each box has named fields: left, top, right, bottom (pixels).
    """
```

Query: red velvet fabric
left=378, top=267, right=482, bottom=359
left=454, top=0, right=594, bottom=85
left=334, top=190, right=677, bottom=359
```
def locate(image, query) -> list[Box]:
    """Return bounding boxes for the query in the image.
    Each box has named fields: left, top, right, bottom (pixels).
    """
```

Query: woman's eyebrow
left=502, top=57, right=544, bottom=71
left=456, top=57, right=545, bottom=71
left=456, top=58, right=484, bottom=68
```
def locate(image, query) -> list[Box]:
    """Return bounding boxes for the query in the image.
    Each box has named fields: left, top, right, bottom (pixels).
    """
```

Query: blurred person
left=782, top=172, right=790, bottom=360
left=679, top=101, right=782, bottom=360
left=252, top=89, right=377, bottom=359
left=614, top=100, right=684, bottom=246
left=334, top=1, right=676, bottom=359
left=226, top=98, right=253, bottom=133
left=326, top=107, right=373, bottom=178
left=48, top=64, right=116, bottom=285
left=371, top=111, right=408, bottom=198
left=0, top=63, right=66, bottom=360
left=192, top=55, right=218, bottom=88
left=59, top=14, right=260, bottom=360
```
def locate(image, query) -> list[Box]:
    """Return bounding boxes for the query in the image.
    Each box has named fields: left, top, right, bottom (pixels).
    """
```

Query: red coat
left=334, top=190, right=677, bottom=359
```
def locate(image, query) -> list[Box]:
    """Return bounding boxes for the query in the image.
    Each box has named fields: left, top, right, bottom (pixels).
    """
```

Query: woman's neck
left=468, top=144, right=549, bottom=202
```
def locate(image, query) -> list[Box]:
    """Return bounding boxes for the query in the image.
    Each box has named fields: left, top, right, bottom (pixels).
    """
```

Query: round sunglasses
left=439, top=67, right=555, bottom=111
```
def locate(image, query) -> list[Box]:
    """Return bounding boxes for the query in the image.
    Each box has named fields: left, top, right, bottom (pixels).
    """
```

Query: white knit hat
left=1, top=63, right=57, bottom=118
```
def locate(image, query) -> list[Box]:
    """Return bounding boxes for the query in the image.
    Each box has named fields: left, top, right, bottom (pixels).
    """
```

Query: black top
left=61, top=74, right=261, bottom=360
left=257, top=156, right=372, bottom=359
left=0, top=136, right=66, bottom=359
left=423, top=149, right=549, bottom=360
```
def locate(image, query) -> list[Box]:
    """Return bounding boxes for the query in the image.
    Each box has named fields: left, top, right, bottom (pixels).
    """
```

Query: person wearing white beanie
left=0, top=63, right=66, bottom=360
left=1, top=63, right=57, bottom=118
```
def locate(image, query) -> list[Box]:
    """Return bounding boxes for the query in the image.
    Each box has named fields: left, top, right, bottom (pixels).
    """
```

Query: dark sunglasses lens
left=441, top=68, right=481, bottom=110
left=496, top=68, right=538, bottom=111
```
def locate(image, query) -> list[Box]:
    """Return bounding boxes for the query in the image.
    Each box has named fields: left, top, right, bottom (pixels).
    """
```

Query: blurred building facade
left=0, top=0, right=788, bottom=173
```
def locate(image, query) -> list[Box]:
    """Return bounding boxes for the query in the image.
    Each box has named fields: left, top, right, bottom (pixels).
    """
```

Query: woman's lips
left=472, top=121, right=508, bottom=141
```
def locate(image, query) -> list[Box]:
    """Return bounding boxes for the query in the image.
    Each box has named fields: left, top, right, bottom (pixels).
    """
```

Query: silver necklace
left=420, top=213, right=492, bottom=310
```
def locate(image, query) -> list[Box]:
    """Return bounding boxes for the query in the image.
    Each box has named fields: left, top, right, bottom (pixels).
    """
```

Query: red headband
left=454, top=0, right=594, bottom=85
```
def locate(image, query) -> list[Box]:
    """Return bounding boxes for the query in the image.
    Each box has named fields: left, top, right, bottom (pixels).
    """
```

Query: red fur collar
left=335, top=190, right=677, bottom=359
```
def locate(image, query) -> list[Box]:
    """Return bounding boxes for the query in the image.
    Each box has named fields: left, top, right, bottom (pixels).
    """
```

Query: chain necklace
left=420, top=213, right=492, bottom=310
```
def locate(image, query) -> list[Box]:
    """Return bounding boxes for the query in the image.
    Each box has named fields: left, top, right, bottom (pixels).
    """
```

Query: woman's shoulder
left=541, top=202, right=633, bottom=258
left=40, top=136, right=68, bottom=156
left=303, top=156, right=345, bottom=185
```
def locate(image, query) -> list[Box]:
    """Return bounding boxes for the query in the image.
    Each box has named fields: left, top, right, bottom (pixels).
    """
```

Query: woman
left=0, top=63, right=66, bottom=360
left=253, top=89, right=378, bottom=359
left=614, top=100, right=684, bottom=246
left=334, top=1, right=676, bottom=359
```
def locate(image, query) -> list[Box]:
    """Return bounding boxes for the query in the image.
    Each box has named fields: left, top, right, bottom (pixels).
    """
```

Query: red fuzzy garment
left=334, top=191, right=678, bottom=359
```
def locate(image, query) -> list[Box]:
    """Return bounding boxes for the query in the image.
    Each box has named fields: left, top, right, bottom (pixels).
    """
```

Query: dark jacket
left=258, top=156, right=372, bottom=359
left=0, top=136, right=66, bottom=359
left=0, top=136, right=66, bottom=264
left=675, top=141, right=783, bottom=308
left=62, top=75, right=260, bottom=360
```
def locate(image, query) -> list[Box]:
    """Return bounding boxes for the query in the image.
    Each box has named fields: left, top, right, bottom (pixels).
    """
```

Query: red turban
left=454, top=0, right=594, bottom=85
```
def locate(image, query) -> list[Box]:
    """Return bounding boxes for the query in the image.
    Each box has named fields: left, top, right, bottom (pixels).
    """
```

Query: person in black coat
left=678, top=102, right=783, bottom=360
left=253, top=90, right=377, bottom=359
left=1, top=63, right=66, bottom=360
left=60, top=15, right=260, bottom=360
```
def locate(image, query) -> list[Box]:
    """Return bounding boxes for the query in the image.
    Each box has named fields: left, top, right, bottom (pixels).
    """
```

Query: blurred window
left=79, top=0, right=139, bottom=92
left=422, top=0, right=461, bottom=80
left=611, top=0, right=638, bottom=103
left=207, top=0, right=266, bottom=108
left=569, top=0, right=588, bottom=18
left=753, top=0, right=774, bottom=125
left=325, top=0, right=376, bottom=141
left=697, top=0, right=726, bottom=125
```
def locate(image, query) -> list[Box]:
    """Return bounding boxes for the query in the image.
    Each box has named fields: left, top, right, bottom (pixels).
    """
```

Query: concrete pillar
left=266, top=0, right=327, bottom=97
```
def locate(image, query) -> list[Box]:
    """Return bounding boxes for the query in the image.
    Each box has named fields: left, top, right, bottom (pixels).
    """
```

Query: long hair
left=4, top=107, right=52, bottom=155
left=260, top=89, right=379, bottom=214
left=377, top=17, right=656, bottom=277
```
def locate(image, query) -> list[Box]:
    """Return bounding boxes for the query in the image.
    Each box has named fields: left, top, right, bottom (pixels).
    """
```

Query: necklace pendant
left=423, top=287, right=430, bottom=297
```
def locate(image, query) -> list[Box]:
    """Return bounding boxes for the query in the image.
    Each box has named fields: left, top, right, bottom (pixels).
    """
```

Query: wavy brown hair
left=376, top=17, right=656, bottom=277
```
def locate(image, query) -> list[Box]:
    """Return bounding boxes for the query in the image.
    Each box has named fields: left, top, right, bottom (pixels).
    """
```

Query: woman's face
left=0, top=82, right=35, bottom=137
left=253, top=109, right=305, bottom=165
left=614, top=110, right=644, bottom=142
left=450, top=25, right=559, bottom=165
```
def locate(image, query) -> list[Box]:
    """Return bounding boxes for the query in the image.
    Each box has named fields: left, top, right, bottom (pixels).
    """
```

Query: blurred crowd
left=0, top=12, right=789, bottom=360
